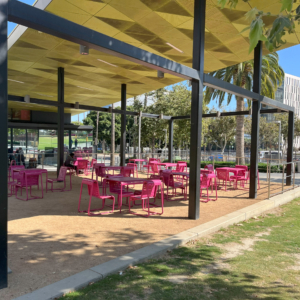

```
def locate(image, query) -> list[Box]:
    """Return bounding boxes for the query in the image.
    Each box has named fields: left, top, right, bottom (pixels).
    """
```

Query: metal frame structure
left=0, top=0, right=296, bottom=288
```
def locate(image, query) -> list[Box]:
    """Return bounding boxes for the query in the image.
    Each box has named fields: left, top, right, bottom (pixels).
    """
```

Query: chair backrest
left=205, top=164, right=214, bottom=172
left=83, top=179, right=101, bottom=198
left=11, top=165, right=25, bottom=181
left=127, top=163, right=137, bottom=168
left=57, top=166, right=68, bottom=181
left=96, top=166, right=108, bottom=177
left=10, top=160, right=16, bottom=166
left=77, top=160, right=88, bottom=169
left=160, top=170, right=174, bottom=187
left=235, top=165, right=247, bottom=176
left=149, top=158, right=158, bottom=163
left=150, top=162, right=160, bottom=174
left=176, top=162, right=186, bottom=172
left=140, top=180, right=161, bottom=198
left=109, top=180, right=122, bottom=194
left=90, top=159, right=97, bottom=167
left=216, top=169, right=229, bottom=181
left=200, top=174, right=211, bottom=188
left=122, top=166, right=134, bottom=177
left=235, top=165, right=248, bottom=170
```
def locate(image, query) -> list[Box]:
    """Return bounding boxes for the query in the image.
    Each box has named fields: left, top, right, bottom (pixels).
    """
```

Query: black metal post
left=188, top=0, right=206, bottom=220
left=120, top=84, right=126, bottom=167
left=25, top=129, right=28, bottom=154
left=168, top=119, right=173, bottom=163
left=249, top=41, right=262, bottom=198
left=57, top=67, right=64, bottom=175
left=68, top=130, right=72, bottom=151
left=10, top=127, right=13, bottom=150
left=0, top=0, right=8, bottom=289
left=287, top=111, right=294, bottom=186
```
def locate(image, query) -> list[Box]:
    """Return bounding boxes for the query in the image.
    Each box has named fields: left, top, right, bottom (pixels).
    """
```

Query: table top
left=157, top=163, right=177, bottom=167
left=13, top=168, right=47, bottom=173
left=216, top=167, right=246, bottom=173
left=105, top=176, right=154, bottom=183
left=129, top=159, right=147, bottom=162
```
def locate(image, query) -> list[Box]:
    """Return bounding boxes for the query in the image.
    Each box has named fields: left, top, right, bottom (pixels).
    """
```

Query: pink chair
left=95, top=165, right=108, bottom=185
left=200, top=173, right=218, bottom=203
left=11, top=165, right=25, bottom=182
left=216, top=169, right=234, bottom=191
left=46, top=166, right=72, bottom=192
left=128, top=180, right=164, bottom=217
left=231, top=169, right=260, bottom=190
left=88, top=159, right=97, bottom=173
left=127, top=163, right=138, bottom=177
left=204, top=164, right=214, bottom=173
left=76, top=159, right=89, bottom=176
left=78, top=179, right=115, bottom=216
left=144, top=162, right=161, bottom=178
left=92, top=163, right=105, bottom=180
left=160, top=170, right=186, bottom=201
left=16, top=170, right=43, bottom=201
left=174, top=162, right=187, bottom=173
left=105, top=180, right=135, bottom=213
left=8, top=180, right=17, bottom=197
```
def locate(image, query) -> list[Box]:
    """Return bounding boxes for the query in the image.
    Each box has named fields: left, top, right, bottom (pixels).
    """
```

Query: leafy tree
left=218, top=0, right=300, bottom=53
left=205, top=53, right=284, bottom=163
left=206, top=112, right=236, bottom=154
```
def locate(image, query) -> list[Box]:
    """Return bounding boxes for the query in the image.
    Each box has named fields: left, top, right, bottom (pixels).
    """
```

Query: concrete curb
left=13, top=187, right=300, bottom=300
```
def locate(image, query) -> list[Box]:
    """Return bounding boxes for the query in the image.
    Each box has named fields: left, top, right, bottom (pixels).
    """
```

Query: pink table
left=157, top=162, right=177, bottom=169
left=129, top=159, right=147, bottom=171
left=216, top=167, right=245, bottom=176
left=103, top=177, right=155, bottom=212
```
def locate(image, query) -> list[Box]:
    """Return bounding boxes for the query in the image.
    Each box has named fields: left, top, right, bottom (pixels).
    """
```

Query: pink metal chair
left=105, top=180, right=135, bottom=213
left=46, top=166, right=72, bottom=192
left=144, top=162, right=161, bottom=178
left=16, top=170, right=43, bottom=201
left=11, top=165, right=25, bottom=182
left=88, top=159, right=97, bottom=173
left=8, top=180, right=17, bottom=197
left=76, top=159, right=89, bottom=176
left=128, top=180, right=164, bottom=217
left=216, top=169, right=234, bottom=191
left=204, top=164, right=214, bottom=173
left=200, top=173, right=218, bottom=203
left=160, top=170, right=186, bottom=201
left=78, top=179, right=115, bottom=216
left=174, top=162, right=187, bottom=172
left=92, top=163, right=105, bottom=180
left=127, top=163, right=138, bottom=177
left=231, top=169, right=260, bottom=190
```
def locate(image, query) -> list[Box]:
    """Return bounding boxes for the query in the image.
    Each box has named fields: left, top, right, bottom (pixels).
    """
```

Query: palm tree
left=204, top=52, right=284, bottom=164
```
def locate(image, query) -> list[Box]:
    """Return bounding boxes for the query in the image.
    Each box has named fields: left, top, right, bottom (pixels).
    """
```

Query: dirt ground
left=1, top=171, right=286, bottom=299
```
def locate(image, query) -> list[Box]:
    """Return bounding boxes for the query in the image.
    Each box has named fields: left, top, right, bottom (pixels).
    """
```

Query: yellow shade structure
left=7, top=0, right=300, bottom=112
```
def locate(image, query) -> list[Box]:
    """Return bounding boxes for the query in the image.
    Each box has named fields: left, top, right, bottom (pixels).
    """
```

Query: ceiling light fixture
left=8, top=79, right=24, bottom=84
left=80, top=45, right=89, bottom=55
left=97, top=59, right=117, bottom=67
left=77, top=86, right=94, bottom=91
left=166, top=42, right=184, bottom=53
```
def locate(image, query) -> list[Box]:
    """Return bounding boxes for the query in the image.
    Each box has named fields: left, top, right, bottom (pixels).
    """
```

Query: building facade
left=273, top=74, right=300, bottom=149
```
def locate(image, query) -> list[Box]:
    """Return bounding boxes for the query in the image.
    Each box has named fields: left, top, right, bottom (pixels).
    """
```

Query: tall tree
left=204, top=53, right=284, bottom=163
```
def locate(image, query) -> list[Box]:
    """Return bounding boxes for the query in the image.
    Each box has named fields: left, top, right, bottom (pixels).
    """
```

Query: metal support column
left=138, top=114, right=141, bottom=159
left=168, top=119, right=173, bottom=163
left=68, top=130, right=72, bottom=150
left=188, top=0, right=206, bottom=220
left=57, top=67, right=64, bottom=175
left=0, top=0, right=8, bottom=289
left=10, top=127, right=13, bottom=150
left=249, top=41, right=262, bottom=198
left=25, top=129, right=28, bottom=153
left=287, top=111, right=294, bottom=186
left=120, top=84, right=126, bottom=167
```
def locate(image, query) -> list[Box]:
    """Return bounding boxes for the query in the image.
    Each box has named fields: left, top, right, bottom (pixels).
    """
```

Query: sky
left=9, top=0, right=300, bottom=120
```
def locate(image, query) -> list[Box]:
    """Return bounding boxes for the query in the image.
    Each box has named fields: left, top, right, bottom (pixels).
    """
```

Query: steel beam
left=0, top=0, right=8, bottom=289
left=204, top=74, right=260, bottom=101
left=8, top=0, right=199, bottom=81
left=286, top=111, right=294, bottom=186
left=249, top=41, right=262, bottom=199
left=260, top=96, right=294, bottom=112
left=120, top=84, right=126, bottom=167
left=189, top=0, right=206, bottom=220
left=168, top=120, right=174, bottom=163
left=57, top=67, right=64, bottom=175
left=68, top=130, right=72, bottom=150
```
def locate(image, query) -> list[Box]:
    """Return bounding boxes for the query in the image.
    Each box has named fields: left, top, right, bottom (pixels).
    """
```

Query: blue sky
left=9, top=0, right=300, bottom=119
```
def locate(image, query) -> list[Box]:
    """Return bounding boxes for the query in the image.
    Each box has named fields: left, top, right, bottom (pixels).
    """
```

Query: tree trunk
left=111, top=103, right=115, bottom=166
left=236, top=97, right=245, bottom=164
left=144, top=95, right=147, bottom=109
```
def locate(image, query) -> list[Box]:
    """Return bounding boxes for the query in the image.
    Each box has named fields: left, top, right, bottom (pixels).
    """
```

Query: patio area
left=2, top=170, right=283, bottom=299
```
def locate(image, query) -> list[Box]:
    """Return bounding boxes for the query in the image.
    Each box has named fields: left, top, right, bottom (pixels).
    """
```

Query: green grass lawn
left=38, top=136, right=92, bottom=150
left=60, top=197, right=300, bottom=300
